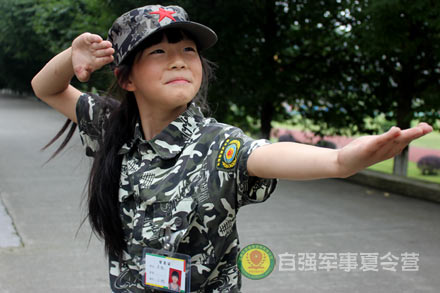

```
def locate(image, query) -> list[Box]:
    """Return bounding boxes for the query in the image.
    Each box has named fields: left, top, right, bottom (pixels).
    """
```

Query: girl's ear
left=114, top=68, right=136, bottom=92
left=123, top=79, right=136, bottom=92
left=113, top=68, right=120, bottom=78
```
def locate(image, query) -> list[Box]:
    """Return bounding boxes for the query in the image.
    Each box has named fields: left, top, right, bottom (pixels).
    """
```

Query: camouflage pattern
left=76, top=93, right=278, bottom=292
left=107, top=4, right=218, bottom=67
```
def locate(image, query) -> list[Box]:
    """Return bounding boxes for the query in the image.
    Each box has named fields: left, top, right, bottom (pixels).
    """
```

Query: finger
left=77, top=70, right=90, bottom=82
left=91, top=40, right=113, bottom=50
left=95, top=55, right=114, bottom=68
left=102, top=40, right=113, bottom=48
left=417, top=122, right=433, bottom=134
left=73, top=65, right=91, bottom=82
left=361, top=128, right=402, bottom=160
left=85, top=33, right=103, bottom=44
left=373, top=126, right=401, bottom=146
left=93, top=47, right=115, bottom=58
left=395, top=127, right=425, bottom=144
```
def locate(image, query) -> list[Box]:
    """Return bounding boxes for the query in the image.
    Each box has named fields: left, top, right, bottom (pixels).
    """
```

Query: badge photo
left=144, top=247, right=192, bottom=293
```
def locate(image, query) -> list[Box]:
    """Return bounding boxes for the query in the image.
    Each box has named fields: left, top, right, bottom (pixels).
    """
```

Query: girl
left=31, top=4, right=432, bottom=293
left=169, top=271, right=181, bottom=291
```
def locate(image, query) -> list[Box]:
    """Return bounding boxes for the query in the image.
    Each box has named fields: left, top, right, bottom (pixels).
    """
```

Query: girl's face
left=172, top=275, right=178, bottom=284
left=126, top=34, right=203, bottom=111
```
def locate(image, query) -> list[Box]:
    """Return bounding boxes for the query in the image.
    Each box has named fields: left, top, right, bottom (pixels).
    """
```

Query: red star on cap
left=149, top=8, right=176, bottom=22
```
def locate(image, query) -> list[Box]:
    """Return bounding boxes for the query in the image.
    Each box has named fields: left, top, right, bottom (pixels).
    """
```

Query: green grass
left=368, top=159, right=440, bottom=184
left=409, top=131, right=440, bottom=149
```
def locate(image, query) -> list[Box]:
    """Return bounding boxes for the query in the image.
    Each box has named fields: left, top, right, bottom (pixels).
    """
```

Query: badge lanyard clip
left=162, top=226, right=174, bottom=252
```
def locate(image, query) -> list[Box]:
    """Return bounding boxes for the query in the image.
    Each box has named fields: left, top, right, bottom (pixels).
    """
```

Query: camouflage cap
left=107, top=5, right=218, bottom=68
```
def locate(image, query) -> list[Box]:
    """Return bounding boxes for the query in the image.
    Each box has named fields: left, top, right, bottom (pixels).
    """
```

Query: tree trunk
left=392, top=146, right=409, bottom=176
left=258, top=0, right=277, bottom=140
left=392, top=88, right=412, bottom=176
left=260, top=100, right=274, bottom=139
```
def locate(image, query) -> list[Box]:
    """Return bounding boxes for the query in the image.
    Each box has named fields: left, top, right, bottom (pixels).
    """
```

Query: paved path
left=0, top=198, right=20, bottom=248
left=1, top=94, right=439, bottom=293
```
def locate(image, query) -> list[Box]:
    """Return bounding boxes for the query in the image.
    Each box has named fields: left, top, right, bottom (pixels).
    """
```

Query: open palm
left=337, top=122, right=433, bottom=177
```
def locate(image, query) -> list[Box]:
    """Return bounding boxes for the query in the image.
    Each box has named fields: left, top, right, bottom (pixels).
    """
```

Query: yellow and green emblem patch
left=237, top=243, right=276, bottom=280
left=217, top=138, right=242, bottom=171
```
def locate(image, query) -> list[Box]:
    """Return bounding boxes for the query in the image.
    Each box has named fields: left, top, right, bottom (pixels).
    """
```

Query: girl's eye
left=150, top=49, right=165, bottom=55
left=184, top=47, right=196, bottom=52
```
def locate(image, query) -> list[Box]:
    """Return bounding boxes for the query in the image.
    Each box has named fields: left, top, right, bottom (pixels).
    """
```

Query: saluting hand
left=336, top=122, right=433, bottom=177
left=71, top=33, right=115, bottom=82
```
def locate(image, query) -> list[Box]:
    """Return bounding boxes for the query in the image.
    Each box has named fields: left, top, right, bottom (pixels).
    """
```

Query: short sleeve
left=224, top=130, right=278, bottom=209
left=75, top=93, right=118, bottom=157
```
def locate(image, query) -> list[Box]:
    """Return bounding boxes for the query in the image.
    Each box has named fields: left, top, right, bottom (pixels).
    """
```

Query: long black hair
left=44, top=28, right=215, bottom=259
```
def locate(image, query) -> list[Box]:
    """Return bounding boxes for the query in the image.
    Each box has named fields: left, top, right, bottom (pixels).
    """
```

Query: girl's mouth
left=166, top=78, right=190, bottom=84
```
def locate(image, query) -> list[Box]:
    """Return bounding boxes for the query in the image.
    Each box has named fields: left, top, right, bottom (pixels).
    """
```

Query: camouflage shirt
left=75, top=93, right=278, bottom=292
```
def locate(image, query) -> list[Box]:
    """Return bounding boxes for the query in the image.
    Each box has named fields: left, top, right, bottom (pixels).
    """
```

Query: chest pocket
left=146, top=196, right=198, bottom=251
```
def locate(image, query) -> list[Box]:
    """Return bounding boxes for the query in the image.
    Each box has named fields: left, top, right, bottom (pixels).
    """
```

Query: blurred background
left=1, top=0, right=439, bottom=180
left=0, top=1, right=439, bottom=292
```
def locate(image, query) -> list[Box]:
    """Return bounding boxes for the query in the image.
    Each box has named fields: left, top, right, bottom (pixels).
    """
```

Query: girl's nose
left=170, top=60, right=186, bottom=69
left=169, top=53, right=187, bottom=69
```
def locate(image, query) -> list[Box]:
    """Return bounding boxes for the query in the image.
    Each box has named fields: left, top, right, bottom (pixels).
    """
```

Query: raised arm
left=247, top=123, right=433, bottom=180
left=31, top=33, right=114, bottom=123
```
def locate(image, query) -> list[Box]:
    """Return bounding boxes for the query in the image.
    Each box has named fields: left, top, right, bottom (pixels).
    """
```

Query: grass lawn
left=368, top=159, right=440, bottom=184
left=409, top=131, right=440, bottom=149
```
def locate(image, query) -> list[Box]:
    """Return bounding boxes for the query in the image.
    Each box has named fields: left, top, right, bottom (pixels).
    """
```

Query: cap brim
left=109, top=21, right=217, bottom=68
left=151, top=21, right=218, bottom=51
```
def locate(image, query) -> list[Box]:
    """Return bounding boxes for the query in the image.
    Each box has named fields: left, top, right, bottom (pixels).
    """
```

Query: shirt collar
left=118, top=103, right=205, bottom=159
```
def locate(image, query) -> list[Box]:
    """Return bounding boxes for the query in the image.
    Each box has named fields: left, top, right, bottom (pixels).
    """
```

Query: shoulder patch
left=217, top=138, right=243, bottom=171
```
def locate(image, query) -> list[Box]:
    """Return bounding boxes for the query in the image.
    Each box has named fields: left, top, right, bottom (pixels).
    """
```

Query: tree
left=276, top=0, right=374, bottom=138
left=349, top=0, right=440, bottom=176
left=281, top=0, right=440, bottom=176
left=2, top=0, right=438, bottom=179
left=0, top=0, right=51, bottom=92
left=0, top=0, right=117, bottom=93
left=179, top=0, right=354, bottom=138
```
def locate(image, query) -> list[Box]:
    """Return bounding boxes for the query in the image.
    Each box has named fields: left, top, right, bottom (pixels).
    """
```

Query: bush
left=417, top=155, right=440, bottom=175
left=278, top=133, right=296, bottom=142
left=315, top=140, right=337, bottom=149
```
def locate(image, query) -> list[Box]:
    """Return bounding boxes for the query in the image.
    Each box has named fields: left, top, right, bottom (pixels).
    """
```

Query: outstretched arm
left=31, top=33, right=114, bottom=123
left=247, top=123, right=433, bottom=180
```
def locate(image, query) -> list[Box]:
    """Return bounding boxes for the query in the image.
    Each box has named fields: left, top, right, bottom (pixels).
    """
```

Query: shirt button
left=174, top=217, right=183, bottom=227
left=139, top=144, right=149, bottom=153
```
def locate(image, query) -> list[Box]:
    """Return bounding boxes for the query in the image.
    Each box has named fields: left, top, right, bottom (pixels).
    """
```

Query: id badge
left=143, top=247, right=191, bottom=293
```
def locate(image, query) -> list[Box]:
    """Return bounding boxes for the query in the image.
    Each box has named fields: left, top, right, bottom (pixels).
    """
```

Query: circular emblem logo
left=237, top=243, right=276, bottom=280
left=217, top=138, right=242, bottom=170
left=224, top=144, right=237, bottom=164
